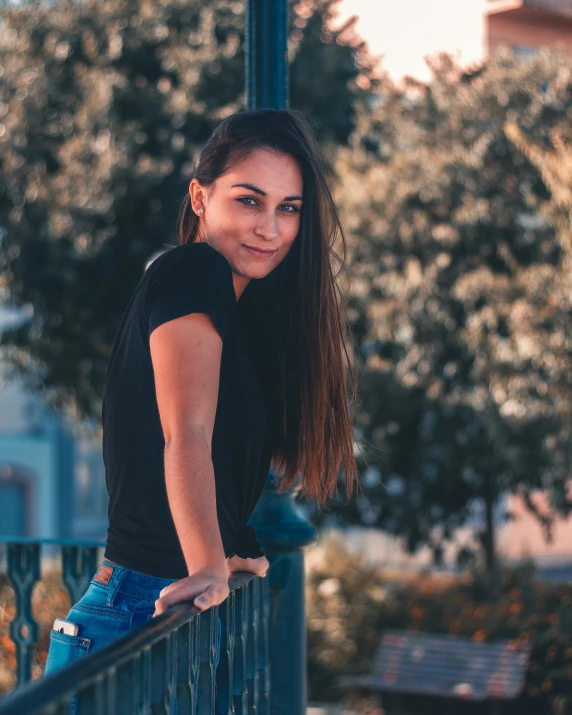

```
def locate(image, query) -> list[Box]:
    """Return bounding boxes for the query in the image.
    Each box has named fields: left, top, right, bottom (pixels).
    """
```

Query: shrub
left=306, top=531, right=572, bottom=714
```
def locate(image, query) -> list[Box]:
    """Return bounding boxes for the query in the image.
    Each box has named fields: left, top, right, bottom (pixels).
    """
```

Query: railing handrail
left=0, top=565, right=274, bottom=715
left=0, top=536, right=106, bottom=547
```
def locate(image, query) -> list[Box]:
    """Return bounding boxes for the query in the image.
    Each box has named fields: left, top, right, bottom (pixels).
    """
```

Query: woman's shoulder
left=141, top=241, right=236, bottom=321
left=146, top=241, right=232, bottom=277
left=141, top=243, right=234, bottom=300
left=140, top=241, right=237, bottom=339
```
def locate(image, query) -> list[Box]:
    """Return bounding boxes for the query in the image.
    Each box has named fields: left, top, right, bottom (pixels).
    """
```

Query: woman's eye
left=236, top=197, right=299, bottom=213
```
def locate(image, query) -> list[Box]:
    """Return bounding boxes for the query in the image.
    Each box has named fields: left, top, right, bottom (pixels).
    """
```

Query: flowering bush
left=0, top=567, right=71, bottom=695
left=306, top=532, right=572, bottom=714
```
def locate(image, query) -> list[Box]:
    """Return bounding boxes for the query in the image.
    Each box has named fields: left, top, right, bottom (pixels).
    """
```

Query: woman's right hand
left=227, top=554, right=269, bottom=578
left=153, top=566, right=230, bottom=617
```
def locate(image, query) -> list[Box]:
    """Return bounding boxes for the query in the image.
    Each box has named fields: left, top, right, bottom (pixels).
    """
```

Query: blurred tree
left=316, top=50, right=572, bottom=584
left=505, top=116, right=572, bottom=269
left=3, top=0, right=570, bottom=583
left=0, top=0, right=379, bottom=418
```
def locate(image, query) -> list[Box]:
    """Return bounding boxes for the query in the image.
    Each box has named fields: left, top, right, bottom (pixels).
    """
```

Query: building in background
left=0, top=309, right=107, bottom=544
left=0, top=251, right=169, bottom=546
left=336, top=0, right=572, bottom=84
left=498, top=491, right=572, bottom=582
left=486, top=0, right=572, bottom=60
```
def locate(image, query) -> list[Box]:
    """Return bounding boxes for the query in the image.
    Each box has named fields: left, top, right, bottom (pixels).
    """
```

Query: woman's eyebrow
left=231, top=183, right=303, bottom=201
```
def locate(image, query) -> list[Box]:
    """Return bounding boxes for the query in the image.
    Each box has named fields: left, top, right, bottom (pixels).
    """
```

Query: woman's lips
left=243, top=245, right=277, bottom=259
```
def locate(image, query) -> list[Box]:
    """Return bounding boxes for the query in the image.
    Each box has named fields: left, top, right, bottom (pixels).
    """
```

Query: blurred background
left=0, top=0, right=571, bottom=712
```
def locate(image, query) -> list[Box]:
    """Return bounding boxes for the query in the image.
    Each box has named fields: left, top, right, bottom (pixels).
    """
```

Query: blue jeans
left=44, top=559, right=222, bottom=715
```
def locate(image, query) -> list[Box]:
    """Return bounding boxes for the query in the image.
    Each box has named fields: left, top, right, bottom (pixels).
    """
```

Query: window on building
left=513, top=45, right=539, bottom=58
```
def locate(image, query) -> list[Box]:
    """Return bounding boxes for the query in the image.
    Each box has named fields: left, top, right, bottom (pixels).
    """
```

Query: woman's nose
left=256, top=211, right=278, bottom=239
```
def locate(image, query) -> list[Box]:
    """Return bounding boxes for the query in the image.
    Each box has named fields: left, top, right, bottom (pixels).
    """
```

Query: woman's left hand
left=227, top=554, right=269, bottom=578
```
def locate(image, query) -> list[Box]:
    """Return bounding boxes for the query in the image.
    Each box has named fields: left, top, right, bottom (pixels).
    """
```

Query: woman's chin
left=240, top=260, right=279, bottom=280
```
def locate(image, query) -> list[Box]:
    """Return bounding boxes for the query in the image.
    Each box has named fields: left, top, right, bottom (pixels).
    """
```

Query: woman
left=44, top=108, right=359, bottom=711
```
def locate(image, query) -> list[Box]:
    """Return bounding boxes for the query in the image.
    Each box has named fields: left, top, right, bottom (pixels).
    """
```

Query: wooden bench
left=338, top=629, right=531, bottom=714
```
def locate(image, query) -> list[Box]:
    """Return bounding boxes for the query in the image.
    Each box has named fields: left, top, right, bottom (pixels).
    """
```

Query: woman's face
left=189, top=148, right=303, bottom=298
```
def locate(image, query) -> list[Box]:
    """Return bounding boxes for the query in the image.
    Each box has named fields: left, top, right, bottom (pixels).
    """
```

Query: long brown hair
left=177, top=108, right=359, bottom=509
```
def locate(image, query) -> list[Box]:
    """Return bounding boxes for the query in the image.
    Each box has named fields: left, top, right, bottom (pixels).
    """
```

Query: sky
left=334, top=0, right=488, bottom=83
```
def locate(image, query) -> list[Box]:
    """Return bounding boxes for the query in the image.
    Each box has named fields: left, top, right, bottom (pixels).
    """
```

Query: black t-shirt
left=102, top=241, right=270, bottom=579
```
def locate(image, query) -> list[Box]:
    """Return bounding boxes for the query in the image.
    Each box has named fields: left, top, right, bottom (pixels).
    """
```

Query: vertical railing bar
left=143, top=647, right=152, bottom=715
left=169, top=629, right=177, bottom=714
left=7, top=541, right=41, bottom=688
left=245, top=579, right=258, bottom=712
left=116, top=658, right=133, bottom=714
left=231, top=587, right=246, bottom=715
left=96, top=675, right=105, bottom=715
left=175, top=620, right=192, bottom=715
left=192, top=617, right=200, bottom=715
left=214, top=592, right=234, bottom=715
left=131, top=653, right=139, bottom=715
left=1, top=540, right=278, bottom=714
left=105, top=667, right=117, bottom=715
left=197, top=607, right=217, bottom=715
left=259, top=575, right=271, bottom=715
left=150, top=636, right=166, bottom=714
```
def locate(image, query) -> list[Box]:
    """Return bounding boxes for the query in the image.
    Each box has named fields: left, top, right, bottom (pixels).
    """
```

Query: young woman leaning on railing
left=42, top=107, right=359, bottom=714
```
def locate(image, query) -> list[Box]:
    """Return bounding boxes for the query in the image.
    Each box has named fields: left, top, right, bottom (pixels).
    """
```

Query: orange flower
left=1, top=633, right=15, bottom=654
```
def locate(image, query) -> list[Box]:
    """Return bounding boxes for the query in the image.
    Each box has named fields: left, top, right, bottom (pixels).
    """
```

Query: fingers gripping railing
left=0, top=554, right=275, bottom=715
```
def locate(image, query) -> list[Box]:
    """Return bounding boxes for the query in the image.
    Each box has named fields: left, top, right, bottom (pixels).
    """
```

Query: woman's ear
left=189, top=178, right=207, bottom=214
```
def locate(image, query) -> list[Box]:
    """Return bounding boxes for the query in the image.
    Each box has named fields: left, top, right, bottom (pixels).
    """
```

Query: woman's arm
left=149, top=312, right=229, bottom=614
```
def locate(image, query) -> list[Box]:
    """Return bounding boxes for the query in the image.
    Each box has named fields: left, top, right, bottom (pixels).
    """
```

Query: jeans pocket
left=44, top=630, right=91, bottom=715
left=44, top=629, right=91, bottom=675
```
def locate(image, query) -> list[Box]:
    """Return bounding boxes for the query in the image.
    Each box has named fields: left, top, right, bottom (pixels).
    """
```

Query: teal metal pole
left=249, top=478, right=317, bottom=715
left=245, top=0, right=289, bottom=110
left=245, top=4, right=318, bottom=713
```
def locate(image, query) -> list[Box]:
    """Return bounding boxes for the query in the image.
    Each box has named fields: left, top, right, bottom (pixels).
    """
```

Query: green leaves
left=0, top=0, right=374, bottom=420
left=318, top=50, right=572, bottom=568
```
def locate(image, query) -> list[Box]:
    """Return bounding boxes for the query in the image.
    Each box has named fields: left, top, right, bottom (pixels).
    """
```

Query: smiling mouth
left=243, top=245, right=276, bottom=257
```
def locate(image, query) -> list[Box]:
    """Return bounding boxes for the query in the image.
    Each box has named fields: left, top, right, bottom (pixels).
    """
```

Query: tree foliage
left=315, top=51, right=572, bottom=568
left=1, top=0, right=571, bottom=566
left=306, top=47, right=572, bottom=565
left=0, top=0, right=377, bottom=418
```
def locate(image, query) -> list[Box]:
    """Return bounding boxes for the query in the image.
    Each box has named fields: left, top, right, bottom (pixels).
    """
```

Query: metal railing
left=0, top=467, right=318, bottom=715
left=1, top=538, right=105, bottom=689
left=0, top=538, right=279, bottom=714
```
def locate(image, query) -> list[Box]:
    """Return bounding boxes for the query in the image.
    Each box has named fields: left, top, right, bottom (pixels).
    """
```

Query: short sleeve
left=236, top=524, right=265, bottom=559
left=145, top=243, right=235, bottom=340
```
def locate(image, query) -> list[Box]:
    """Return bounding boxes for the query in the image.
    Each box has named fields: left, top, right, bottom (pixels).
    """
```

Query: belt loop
left=106, top=564, right=128, bottom=606
left=93, top=561, right=128, bottom=606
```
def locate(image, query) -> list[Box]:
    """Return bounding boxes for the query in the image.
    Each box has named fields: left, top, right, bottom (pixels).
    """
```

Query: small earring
left=197, top=208, right=204, bottom=215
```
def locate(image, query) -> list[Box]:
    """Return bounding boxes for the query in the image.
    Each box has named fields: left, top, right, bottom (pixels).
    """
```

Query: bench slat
left=340, top=629, right=531, bottom=701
